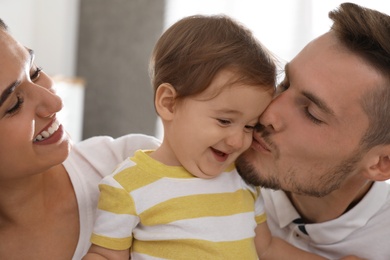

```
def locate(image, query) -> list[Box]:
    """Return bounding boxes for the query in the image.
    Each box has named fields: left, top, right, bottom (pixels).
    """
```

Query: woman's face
left=0, top=29, right=71, bottom=180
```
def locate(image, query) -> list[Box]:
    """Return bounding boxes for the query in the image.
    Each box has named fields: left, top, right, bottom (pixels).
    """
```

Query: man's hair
left=329, top=3, right=390, bottom=149
left=149, top=14, right=276, bottom=102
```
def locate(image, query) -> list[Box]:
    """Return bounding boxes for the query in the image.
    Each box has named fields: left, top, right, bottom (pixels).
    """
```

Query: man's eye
left=30, top=66, right=42, bottom=82
left=304, top=107, right=322, bottom=125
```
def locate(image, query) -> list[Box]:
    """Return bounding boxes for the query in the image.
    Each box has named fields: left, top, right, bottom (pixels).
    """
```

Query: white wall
left=165, top=0, right=390, bottom=65
left=0, top=0, right=80, bottom=77
left=2, top=0, right=389, bottom=78
left=1, top=0, right=388, bottom=81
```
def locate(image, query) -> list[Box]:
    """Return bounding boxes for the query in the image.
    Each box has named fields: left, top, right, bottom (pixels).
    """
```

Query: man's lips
left=252, top=135, right=271, bottom=152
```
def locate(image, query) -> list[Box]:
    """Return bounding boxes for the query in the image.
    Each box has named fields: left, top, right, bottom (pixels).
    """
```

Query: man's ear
left=364, top=146, right=390, bottom=181
left=155, top=83, right=177, bottom=121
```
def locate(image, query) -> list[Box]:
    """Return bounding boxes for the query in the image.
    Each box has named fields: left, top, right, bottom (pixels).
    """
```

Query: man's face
left=236, top=32, right=384, bottom=197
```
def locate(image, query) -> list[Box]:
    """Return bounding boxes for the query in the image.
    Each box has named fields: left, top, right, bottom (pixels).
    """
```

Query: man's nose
left=259, top=93, right=286, bottom=133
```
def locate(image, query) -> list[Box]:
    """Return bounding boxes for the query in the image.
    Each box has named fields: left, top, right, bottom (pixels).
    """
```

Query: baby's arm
left=255, top=222, right=363, bottom=260
left=83, top=244, right=129, bottom=260
left=254, top=222, right=326, bottom=260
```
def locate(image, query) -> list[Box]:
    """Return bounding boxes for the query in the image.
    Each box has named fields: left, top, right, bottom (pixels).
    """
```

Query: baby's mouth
left=211, top=147, right=228, bottom=161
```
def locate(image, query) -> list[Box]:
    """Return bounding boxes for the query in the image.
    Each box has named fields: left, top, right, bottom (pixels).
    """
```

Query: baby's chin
left=192, top=166, right=225, bottom=179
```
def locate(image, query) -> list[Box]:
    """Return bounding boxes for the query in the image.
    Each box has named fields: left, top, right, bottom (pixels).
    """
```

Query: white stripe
left=93, top=209, right=138, bottom=239
left=133, top=212, right=256, bottom=242
left=114, top=157, right=136, bottom=173
left=131, top=252, right=165, bottom=260
left=132, top=171, right=248, bottom=214
left=99, top=175, right=124, bottom=189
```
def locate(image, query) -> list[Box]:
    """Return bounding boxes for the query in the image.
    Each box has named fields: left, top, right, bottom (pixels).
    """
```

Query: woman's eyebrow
left=0, top=80, right=21, bottom=107
left=0, top=48, right=34, bottom=107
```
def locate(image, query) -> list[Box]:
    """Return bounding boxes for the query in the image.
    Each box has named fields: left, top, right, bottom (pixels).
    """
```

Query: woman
left=0, top=19, right=160, bottom=259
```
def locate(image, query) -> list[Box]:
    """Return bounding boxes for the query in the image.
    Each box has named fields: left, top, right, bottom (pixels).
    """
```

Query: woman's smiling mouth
left=34, top=119, right=60, bottom=142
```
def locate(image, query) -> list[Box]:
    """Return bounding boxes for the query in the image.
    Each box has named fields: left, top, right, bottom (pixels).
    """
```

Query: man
left=236, top=3, right=390, bottom=259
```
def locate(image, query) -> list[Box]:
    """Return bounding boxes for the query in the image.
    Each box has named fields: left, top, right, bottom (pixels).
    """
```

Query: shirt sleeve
left=254, top=187, right=267, bottom=224
left=63, top=134, right=161, bottom=257
left=65, top=134, right=161, bottom=179
left=90, top=174, right=139, bottom=250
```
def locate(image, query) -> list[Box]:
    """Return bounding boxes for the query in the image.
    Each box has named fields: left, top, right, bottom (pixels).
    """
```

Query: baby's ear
left=364, top=145, right=390, bottom=181
left=155, top=83, right=177, bottom=121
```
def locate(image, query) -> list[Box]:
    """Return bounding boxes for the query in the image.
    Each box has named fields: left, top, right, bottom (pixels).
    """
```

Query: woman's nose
left=32, top=82, right=63, bottom=118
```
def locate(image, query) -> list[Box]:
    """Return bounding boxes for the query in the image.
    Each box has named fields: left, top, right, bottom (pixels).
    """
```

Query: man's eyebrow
left=286, top=62, right=335, bottom=116
left=302, top=90, right=335, bottom=116
left=0, top=48, right=34, bottom=107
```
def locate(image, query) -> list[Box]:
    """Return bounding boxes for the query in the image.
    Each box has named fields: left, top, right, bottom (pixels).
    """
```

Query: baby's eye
left=244, top=125, right=255, bottom=133
left=276, top=79, right=289, bottom=96
left=217, top=118, right=231, bottom=126
left=30, top=66, right=42, bottom=82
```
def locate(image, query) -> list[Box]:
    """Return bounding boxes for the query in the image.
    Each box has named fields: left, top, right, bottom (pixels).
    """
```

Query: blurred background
left=0, top=0, right=389, bottom=142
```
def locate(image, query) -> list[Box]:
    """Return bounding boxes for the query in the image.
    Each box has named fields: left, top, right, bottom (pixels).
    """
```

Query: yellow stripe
left=256, top=213, right=267, bottom=224
left=133, top=238, right=257, bottom=259
left=226, top=163, right=236, bottom=172
left=140, top=189, right=255, bottom=225
left=114, top=166, right=162, bottom=192
left=98, top=184, right=135, bottom=214
left=91, top=233, right=132, bottom=251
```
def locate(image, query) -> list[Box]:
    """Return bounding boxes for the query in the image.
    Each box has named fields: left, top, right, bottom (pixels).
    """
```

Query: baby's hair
left=150, top=14, right=276, bottom=101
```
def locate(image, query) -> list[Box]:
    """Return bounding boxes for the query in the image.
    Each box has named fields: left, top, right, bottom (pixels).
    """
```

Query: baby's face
left=166, top=69, right=273, bottom=179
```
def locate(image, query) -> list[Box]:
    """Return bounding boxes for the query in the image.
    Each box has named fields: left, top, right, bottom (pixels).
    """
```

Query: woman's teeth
left=34, top=121, right=60, bottom=142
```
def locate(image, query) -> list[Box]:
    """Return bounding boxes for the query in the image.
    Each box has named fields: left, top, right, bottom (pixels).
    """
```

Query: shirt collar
left=269, top=181, right=389, bottom=244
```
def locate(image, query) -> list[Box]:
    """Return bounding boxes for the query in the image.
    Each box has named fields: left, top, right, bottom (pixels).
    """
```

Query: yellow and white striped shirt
left=91, top=150, right=266, bottom=259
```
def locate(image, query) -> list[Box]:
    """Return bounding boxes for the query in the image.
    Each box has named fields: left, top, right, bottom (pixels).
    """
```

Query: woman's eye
left=6, top=96, right=24, bottom=115
left=30, top=66, right=42, bottom=82
left=304, top=107, right=322, bottom=125
left=217, top=119, right=231, bottom=126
